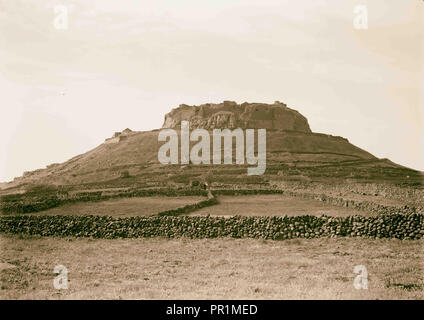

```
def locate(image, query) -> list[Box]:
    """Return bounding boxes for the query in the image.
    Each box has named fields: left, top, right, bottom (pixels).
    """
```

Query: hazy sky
left=0, top=0, right=423, bottom=181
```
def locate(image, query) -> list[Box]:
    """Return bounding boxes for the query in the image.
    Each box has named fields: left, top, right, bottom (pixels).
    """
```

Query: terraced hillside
left=2, top=129, right=421, bottom=191
left=1, top=101, right=421, bottom=193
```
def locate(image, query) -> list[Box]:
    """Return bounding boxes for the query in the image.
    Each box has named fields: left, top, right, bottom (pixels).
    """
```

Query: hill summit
left=162, top=101, right=311, bottom=132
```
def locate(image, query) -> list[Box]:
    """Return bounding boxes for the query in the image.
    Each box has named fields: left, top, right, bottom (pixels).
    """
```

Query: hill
left=2, top=101, right=422, bottom=191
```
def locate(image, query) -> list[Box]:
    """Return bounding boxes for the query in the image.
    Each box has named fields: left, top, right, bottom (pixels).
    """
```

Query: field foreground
left=0, top=235, right=422, bottom=299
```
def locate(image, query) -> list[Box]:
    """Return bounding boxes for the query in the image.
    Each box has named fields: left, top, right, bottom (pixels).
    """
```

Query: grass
left=2, top=194, right=370, bottom=218
left=188, top=195, right=367, bottom=217
left=0, top=234, right=422, bottom=299
left=8, top=196, right=204, bottom=217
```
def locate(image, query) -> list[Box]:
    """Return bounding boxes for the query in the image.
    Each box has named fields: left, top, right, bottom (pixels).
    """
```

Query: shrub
left=191, top=180, right=200, bottom=187
left=120, top=170, right=130, bottom=179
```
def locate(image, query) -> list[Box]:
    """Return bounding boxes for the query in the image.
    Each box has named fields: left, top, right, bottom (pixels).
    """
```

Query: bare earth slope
left=3, top=101, right=421, bottom=190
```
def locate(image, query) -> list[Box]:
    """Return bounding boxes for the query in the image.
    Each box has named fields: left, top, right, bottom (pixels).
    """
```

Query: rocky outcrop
left=104, top=128, right=135, bottom=144
left=162, top=101, right=312, bottom=132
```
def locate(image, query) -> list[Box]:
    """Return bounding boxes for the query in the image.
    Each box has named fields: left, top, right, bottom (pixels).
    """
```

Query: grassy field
left=1, top=194, right=369, bottom=218
left=0, top=234, right=422, bottom=299
left=10, top=196, right=204, bottom=217
left=188, top=195, right=367, bottom=217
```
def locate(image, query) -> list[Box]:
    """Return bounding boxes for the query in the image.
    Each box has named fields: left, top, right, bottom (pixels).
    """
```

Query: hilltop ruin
left=162, top=101, right=312, bottom=132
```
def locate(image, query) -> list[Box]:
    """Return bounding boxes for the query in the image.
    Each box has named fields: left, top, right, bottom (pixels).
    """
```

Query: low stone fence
left=0, top=214, right=422, bottom=240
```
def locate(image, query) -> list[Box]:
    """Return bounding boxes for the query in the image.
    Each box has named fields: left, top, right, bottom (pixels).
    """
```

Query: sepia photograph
left=0, top=0, right=423, bottom=306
